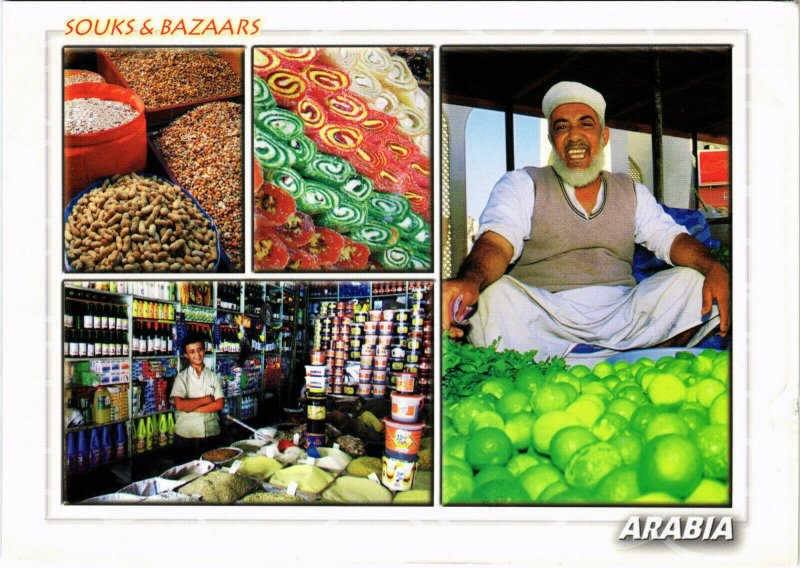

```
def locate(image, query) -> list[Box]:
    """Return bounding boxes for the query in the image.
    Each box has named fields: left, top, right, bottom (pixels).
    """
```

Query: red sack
left=64, top=83, right=147, bottom=206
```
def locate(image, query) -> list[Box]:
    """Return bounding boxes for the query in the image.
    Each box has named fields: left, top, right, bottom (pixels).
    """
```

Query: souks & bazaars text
left=65, top=18, right=261, bottom=37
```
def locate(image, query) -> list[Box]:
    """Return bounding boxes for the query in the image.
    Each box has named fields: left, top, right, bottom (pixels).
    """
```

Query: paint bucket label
left=381, top=454, right=418, bottom=492
left=391, top=393, right=424, bottom=423
left=384, top=419, right=424, bottom=455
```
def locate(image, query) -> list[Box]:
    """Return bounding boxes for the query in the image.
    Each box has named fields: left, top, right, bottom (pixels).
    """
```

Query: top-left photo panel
left=63, top=47, right=245, bottom=272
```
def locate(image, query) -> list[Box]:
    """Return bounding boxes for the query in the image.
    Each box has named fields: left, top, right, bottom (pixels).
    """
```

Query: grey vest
left=508, top=166, right=637, bottom=292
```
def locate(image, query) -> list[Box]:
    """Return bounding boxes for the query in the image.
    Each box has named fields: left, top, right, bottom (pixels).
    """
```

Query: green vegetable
left=346, top=456, right=383, bottom=478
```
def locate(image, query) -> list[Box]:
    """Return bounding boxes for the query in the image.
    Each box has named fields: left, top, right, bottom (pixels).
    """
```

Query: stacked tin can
left=356, top=308, right=386, bottom=398
left=305, top=343, right=329, bottom=448
left=312, top=300, right=357, bottom=396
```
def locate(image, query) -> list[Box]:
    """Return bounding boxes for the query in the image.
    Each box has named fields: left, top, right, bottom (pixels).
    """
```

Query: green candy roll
left=394, top=211, right=425, bottom=237
left=255, top=108, right=305, bottom=141
left=367, top=193, right=411, bottom=223
left=349, top=222, right=400, bottom=253
left=340, top=174, right=374, bottom=203
left=297, top=180, right=340, bottom=216
left=318, top=201, right=368, bottom=233
left=408, top=252, right=431, bottom=270
left=264, top=167, right=305, bottom=200
left=298, top=153, right=356, bottom=186
left=254, top=129, right=296, bottom=169
left=405, top=225, right=432, bottom=252
left=286, top=135, right=317, bottom=167
left=253, top=75, right=277, bottom=111
left=375, top=244, right=414, bottom=270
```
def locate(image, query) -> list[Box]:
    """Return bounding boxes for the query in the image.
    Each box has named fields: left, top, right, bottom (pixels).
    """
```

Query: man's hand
left=442, top=277, right=481, bottom=339
left=701, top=262, right=730, bottom=336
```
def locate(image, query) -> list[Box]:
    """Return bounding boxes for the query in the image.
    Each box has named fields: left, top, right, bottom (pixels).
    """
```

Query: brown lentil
left=65, top=98, right=138, bottom=135
left=104, top=48, right=241, bottom=108
left=65, top=173, right=218, bottom=272
left=64, top=70, right=105, bottom=87
left=154, top=102, right=243, bottom=269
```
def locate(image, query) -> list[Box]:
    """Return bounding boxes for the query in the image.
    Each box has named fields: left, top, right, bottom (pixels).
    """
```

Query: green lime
left=550, top=426, right=598, bottom=471
left=684, top=479, right=729, bottom=504
left=532, top=411, right=584, bottom=455
left=531, top=383, right=574, bottom=414
left=644, top=412, right=690, bottom=441
left=442, top=466, right=475, bottom=504
left=581, top=381, right=613, bottom=400
left=592, top=412, right=628, bottom=441
left=711, top=359, right=729, bottom=384
left=633, top=492, right=680, bottom=504
left=472, top=479, right=531, bottom=504
left=564, top=442, right=623, bottom=492
left=519, top=463, right=565, bottom=501
left=552, top=370, right=582, bottom=393
left=503, top=412, right=538, bottom=451
left=481, top=377, right=517, bottom=400
left=474, top=464, right=515, bottom=487
left=538, top=480, right=570, bottom=502
left=465, top=428, right=514, bottom=471
left=679, top=408, right=709, bottom=432
left=609, top=430, right=645, bottom=465
left=469, top=410, right=505, bottom=433
left=709, top=393, right=729, bottom=425
left=443, top=435, right=469, bottom=460
left=569, top=365, right=593, bottom=378
left=629, top=405, right=665, bottom=433
left=638, top=368, right=660, bottom=390
left=565, top=395, right=606, bottom=427
left=637, top=434, right=703, bottom=498
left=696, top=378, right=727, bottom=408
left=646, top=372, right=687, bottom=409
left=694, top=423, right=729, bottom=481
left=612, top=360, right=631, bottom=373
left=506, top=452, right=543, bottom=477
left=497, top=389, right=533, bottom=419
left=442, top=454, right=473, bottom=475
left=607, top=398, right=638, bottom=421
left=691, top=354, right=715, bottom=377
left=603, top=376, right=621, bottom=391
left=452, top=396, right=491, bottom=435
left=543, top=488, right=591, bottom=504
left=594, top=465, right=641, bottom=503
left=613, top=383, right=648, bottom=406
left=592, top=360, right=615, bottom=378
left=515, top=366, right=544, bottom=394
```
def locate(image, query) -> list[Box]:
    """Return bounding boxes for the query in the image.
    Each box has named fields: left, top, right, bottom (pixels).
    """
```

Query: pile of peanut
left=104, top=48, right=240, bottom=108
left=154, top=102, right=243, bottom=269
left=65, top=173, right=218, bottom=272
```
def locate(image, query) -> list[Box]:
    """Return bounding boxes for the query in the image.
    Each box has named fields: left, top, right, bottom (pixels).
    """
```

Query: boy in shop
left=170, top=332, right=225, bottom=464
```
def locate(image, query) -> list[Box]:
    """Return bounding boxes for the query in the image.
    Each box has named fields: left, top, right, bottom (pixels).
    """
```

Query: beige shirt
left=170, top=365, right=224, bottom=439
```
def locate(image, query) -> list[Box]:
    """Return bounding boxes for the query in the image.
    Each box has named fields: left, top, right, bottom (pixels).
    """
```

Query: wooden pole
left=651, top=52, right=664, bottom=202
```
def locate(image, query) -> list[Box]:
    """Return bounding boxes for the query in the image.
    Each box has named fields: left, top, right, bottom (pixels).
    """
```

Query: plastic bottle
left=93, top=387, right=111, bottom=424
left=135, top=419, right=146, bottom=453
left=145, top=416, right=154, bottom=451
left=115, top=422, right=127, bottom=460
left=76, top=430, right=88, bottom=472
left=166, top=412, right=175, bottom=445
left=89, top=428, right=101, bottom=468
left=100, top=426, right=113, bottom=464
left=66, top=432, right=77, bottom=475
left=158, top=414, right=168, bottom=447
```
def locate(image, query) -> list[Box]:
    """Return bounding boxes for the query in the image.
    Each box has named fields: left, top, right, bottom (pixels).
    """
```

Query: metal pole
left=505, top=108, right=515, bottom=171
left=651, top=52, right=664, bottom=202
left=691, top=130, right=699, bottom=210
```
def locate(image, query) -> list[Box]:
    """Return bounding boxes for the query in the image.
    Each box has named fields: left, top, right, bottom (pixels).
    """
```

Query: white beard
left=550, top=150, right=606, bottom=188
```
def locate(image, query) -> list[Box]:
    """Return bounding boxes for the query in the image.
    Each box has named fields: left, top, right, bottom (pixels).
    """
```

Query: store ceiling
left=441, top=46, right=732, bottom=143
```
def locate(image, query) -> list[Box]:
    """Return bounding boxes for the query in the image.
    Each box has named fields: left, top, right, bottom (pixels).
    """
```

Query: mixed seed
left=64, top=98, right=138, bottom=135
left=154, top=102, right=243, bottom=269
left=104, top=48, right=240, bottom=108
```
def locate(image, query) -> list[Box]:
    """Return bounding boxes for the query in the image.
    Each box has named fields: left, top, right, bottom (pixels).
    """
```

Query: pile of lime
left=442, top=349, right=730, bottom=505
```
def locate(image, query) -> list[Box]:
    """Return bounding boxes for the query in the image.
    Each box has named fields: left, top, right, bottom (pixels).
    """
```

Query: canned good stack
left=311, top=300, right=358, bottom=395
left=381, top=397, right=426, bottom=492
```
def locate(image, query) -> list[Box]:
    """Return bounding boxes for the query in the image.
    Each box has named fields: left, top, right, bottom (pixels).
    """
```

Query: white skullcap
left=542, top=81, right=606, bottom=124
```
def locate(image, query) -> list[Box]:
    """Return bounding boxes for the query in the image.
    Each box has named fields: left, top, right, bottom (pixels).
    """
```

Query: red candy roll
left=303, top=63, right=351, bottom=94
left=266, top=68, right=309, bottom=107
left=375, top=165, right=412, bottom=195
left=352, top=142, right=388, bottom=178
left=273, top=47, right=320, bottom=69
left=287, top=247, right=320, bottom=271
left=322, top=92, right=370, bottom=123
left=360, top=110, right=398, bottom=135
left=408, top=156, right=431, bottom=188
left=254, top=48, right=282, bottom=78
left=371, top=134, right=417, bottom=164
left=310, top=122, right=365, bottom=158
left=254, top=182, right=297, bottom=227
left=403, top=188, right=431, bottom=221
left=294, top=96, right=327, bottom=132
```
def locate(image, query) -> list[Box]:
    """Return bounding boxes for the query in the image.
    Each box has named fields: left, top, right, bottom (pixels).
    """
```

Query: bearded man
left=442, top=81, right=730, bottom=362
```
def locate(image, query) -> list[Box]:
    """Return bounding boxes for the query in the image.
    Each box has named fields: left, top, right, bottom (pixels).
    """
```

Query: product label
left=287, top=481, right=298, bottom=496
left=229, top=460, right=242, bottom=475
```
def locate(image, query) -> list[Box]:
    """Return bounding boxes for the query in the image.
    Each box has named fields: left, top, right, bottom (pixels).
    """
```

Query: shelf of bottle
left=66, top=457, right=130, bottom=476
left=132, top=294, right=176, bottom=304
left=132, top=354, right=178, bottom=360
left=132, top=317, right=176, bottom=324
left=243, top=312, right=263, bottom=319
left=216, top=306, right=242, bottom=314
left=183, top=319, right=215, bottom=325
left=67, top=417, right=128, bottom=433
left=215, top=352, right=243, bottom=357
left=228, top=388, right=261, bottom=397
left=64, top=285, right=126, bottom=300
left=180, top=303, right=214, bottom=310
left=65, top=381, right=129, bottom=389
left=133, top=409, right=173, bottom=420
left=65, top=356, right=129, bottom=362
left=131, top=443, right=173, bottom=458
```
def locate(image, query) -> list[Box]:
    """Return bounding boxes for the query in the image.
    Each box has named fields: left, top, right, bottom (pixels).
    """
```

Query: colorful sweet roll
left=407, top=252, right=431, bottom=270
left=254, top=231, right=290, bottom=271
left=379, top=57, right=418, bottom=93
left=397, top=87, right=430, bottom=114
left=302, top=64, right=351, bottom=94
left=349, top=222, right=400, bottom=253
left=408, top=157, right=431, bottom=188
left=271, top=211, right=315, bottom=248
left=360, top=110, right=399, bottom=135
left=372, top=134, right=417, bottom=163
left=374, top=166, right=412, bottom=195
left=254, top=107, right=306, bottom=141
left=403, top=187, right=431, bottom=221
left=351, top=142, right=388, bottom=178
left=375, top=244, right=414, bottom=270
left=294, top=96, right=327, bottom=132
left=253, top=75, right=277, bottom=111
left=394, top=211, right=426, bottom=238
left=263, top=166, right=305, bottom=201
left=393, top=105, right=429, bottom=138
left=404, top=225, right=431, bottom=252
left=413, top=133, right=431, bottom=158
left=254, top=48, right=282, bottom=78
left=298, top=152, right=356, bottom=186
left=322, top=92, right=370, bottom=123
left=318, top=47, right=359, bottom=71
left=347, top=68, right=384, bottom=101
left=287, top=248, right=320, bottom=270
left=254, top=182, right=297, bottom=227
left=333, top=238, right=370, bottom=270
left=265, top=68, right=308, bottom=107
left=355, top=48, right=394, bottom=78
left=367, top=192, right=411, bottom=223
left=297, top=180, right=340, bottom=216
left=285, top=135, right=317, bottom=167
left=368, top=90, right=402, bottom=116
left=310, top=123, right=365, bottom=158
left=339, top=174, right=374, bottom=203
left=272, top=47, right=320, bottom=68
left=301, top=227, right=346, bottom=267
left=318, top=201, right=368, bottom=234
left=254, top=129, right=297, bottom=169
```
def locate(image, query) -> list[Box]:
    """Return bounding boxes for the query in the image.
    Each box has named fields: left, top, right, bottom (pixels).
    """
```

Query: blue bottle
left=100, top=426, right=113, bottom=464
left=115, top=422, right=127, bottom=460
left=89, top=428, right=101, bottom=468
left=76, top=430, right=88, bottom=472
left=66, top=432, right=77, bottom=475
